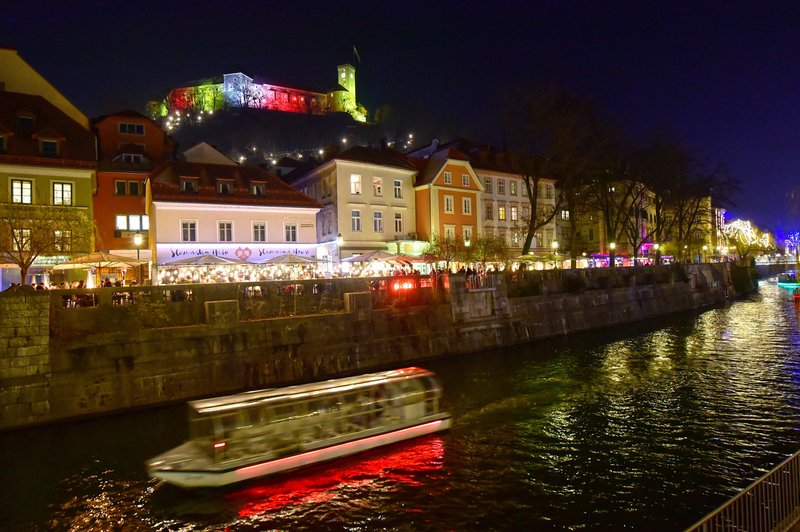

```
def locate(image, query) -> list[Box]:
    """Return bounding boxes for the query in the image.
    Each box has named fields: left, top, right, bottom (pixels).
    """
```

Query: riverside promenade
left=0, top=263, right=738, bottom=430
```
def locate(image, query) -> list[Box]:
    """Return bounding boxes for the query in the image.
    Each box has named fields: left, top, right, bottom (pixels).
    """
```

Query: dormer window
left=40, top=139, right=59, bottom=157
left=251, top=182, right=266, bottom=196
left=16, top=113, right=35, bottom=130
left=217, top=180, right=233, bottom=195
left=120, top=153, right=142, bottom=164
left=180, top=177, right=198, bottom=193
left=118, top=122, right=144, bottom=135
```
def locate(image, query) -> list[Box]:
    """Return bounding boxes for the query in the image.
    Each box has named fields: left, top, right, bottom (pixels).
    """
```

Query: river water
left=3, top=280, right=800, bottom=531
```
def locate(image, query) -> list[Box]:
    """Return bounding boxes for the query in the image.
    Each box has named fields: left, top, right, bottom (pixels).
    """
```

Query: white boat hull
left=150, top=417, right=450, bottom=488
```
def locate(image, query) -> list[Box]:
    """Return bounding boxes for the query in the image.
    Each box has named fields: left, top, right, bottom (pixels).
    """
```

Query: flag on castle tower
left=353, top=45, right=362, bottom=64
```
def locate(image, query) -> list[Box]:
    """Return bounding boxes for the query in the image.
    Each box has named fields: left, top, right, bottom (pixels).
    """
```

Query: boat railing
left=686, top=449, right=800, bottom=531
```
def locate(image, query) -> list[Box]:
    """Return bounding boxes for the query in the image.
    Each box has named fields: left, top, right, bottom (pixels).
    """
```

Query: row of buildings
left=0, top=48, right=722, bottom=289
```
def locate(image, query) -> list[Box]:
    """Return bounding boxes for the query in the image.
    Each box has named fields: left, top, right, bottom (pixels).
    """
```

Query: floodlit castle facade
left=150, top=64, right=366, bottom=122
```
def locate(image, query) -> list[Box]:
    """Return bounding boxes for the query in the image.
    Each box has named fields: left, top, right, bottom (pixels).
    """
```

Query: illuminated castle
left=149, top=64, right=366, bottom=122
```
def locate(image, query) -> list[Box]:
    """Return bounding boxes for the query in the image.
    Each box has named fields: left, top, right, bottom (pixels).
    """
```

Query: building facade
left=147, top=151, right=321, bottom=283
left=0, top=48, right=95, bottom=288
left=288, top=146, right=419, bottom=262
left=93, top=111, right=176, bottom=276
left=410, top=148, right=483, bottom=243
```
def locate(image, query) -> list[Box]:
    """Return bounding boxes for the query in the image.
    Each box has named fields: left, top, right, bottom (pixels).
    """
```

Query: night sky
left=5, top=1, right=799, bottom=232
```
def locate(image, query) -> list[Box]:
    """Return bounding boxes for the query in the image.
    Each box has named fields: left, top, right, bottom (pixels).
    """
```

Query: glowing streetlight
left=609, top=242, right=616, bottom=250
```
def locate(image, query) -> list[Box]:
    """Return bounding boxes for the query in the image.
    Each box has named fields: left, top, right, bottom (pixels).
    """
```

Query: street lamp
left=133, top=232, right=143, bottom=284
left=702, top=245, right=708, bottom=263
left=551, top=240, right=559, bottom=269
left=653, top=243, right=660, bottom=265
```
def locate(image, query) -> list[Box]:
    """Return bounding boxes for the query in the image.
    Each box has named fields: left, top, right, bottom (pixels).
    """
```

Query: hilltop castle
left=149, top=64, right=366, bottom=122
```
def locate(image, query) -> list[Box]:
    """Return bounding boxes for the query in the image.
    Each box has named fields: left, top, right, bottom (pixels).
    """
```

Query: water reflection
left=4, top=281, right=800, bottom=530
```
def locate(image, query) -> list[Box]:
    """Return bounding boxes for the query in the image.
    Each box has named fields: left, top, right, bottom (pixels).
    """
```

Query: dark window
left=115, top=181, right=127, bottom=195
left=118, top=122, right=144, bottom=135
left=40, top=140, right=59, bottom=157
left=128, top=181, right=140, bottom=196
left=16, top=114, right=35, bottom=129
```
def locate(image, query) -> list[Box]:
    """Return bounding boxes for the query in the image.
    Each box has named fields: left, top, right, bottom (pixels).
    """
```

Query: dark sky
left=5, top=1, right=799, bottom=232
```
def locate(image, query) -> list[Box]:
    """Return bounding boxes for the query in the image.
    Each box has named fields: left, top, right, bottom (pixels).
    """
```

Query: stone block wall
left=0, top=287, right=51, bottom=425
left=0, top=264, right=735, bottom=430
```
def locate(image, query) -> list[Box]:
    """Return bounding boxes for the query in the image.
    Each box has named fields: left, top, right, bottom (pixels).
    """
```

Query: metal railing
left=687, top=450, right=800, bottom=531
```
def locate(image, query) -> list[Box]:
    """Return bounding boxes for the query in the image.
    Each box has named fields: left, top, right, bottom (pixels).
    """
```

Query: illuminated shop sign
left=156, top=243, right=316, bottom=264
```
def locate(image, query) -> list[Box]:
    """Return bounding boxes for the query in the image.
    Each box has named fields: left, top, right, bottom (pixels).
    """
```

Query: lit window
left=181, top=220, right=197, bottom=242
left=119, top=122, right=144, bottom=135
left=11, top=179, right=32, bottom=204
left=498, top=180, right=505, bottom=195
left=394, top=213, right=403, bottom=233
left=350, top=174, right=362, bottom=195
left=218, top=180, right=233, bottom=195
left=352, top=210, right=362, bottom=232
left=511, top=206, right=518, bottom=221
left=444, top=195, right=454, bottom=214
left=13, top=228, right=31, bottom=251
left=444, top=225, right=455, bottom=239
left=546, top=185, right=553, bottom=199
left=373, top=177, right=383, bottom=196
left=498, top=205, right=506, bottom=221
left=128, top=215, right=141, bottom=231
left=462, top=173, right=469, bottom=186
left=443, top=172, right=452, bottom=185
left=218, top=221, right=233, bottom=242
left=462, top=197, right=472, bottom=215
left=253, top=222, right=266, bottom=242
left=116, top=215, right=128, bottom=230
left=181, top=178, right=197, bottom=192
left=373, top=212, right=384, bottom=233
left=561, top=210, right=570, bottom=220
left=115, top=181, right=127, bottom=195
left=510, top=181, right=517, bottom=195
left=251, top=183, right=266, bottom=196
left=284, top=223, right=298, bottom=242
left=54, top=230, right=72, bottom=252
left=393, top=180, right=402, bottom=199
left=484, top=177, right=492, bottom=193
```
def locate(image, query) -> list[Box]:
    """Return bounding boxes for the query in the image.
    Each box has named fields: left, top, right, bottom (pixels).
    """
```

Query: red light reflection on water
left=228, top=435, right=445, bottom=518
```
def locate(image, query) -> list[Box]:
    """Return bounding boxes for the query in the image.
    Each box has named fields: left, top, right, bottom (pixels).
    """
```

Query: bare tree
left=501, top=86, right=617, bottom=267
left=0, top=203, right=93, bottom=284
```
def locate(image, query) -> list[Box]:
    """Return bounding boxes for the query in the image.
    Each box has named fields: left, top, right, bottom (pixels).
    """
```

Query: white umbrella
left=261, top=253, right=321, bottom=265
left=342, top=250, right=403, bottom=263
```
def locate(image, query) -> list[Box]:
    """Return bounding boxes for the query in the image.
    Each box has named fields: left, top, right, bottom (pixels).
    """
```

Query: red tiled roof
left=150, top=161, right=323, bottom=209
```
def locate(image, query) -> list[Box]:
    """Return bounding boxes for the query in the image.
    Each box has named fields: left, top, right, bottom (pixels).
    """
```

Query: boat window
left=189, top=416, right=215, bottom=440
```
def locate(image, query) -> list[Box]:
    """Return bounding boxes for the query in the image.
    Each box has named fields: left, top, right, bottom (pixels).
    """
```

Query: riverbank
left=0, top=263, right=736, bottom=430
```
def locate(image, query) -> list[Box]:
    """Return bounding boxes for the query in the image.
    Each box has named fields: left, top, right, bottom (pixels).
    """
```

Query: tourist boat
left=777, top=270, right=800, bottom=289
left=146, top=367, right=451, bottom=488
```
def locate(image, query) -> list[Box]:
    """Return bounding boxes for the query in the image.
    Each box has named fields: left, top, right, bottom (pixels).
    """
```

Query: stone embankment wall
left=0, top=263, right=735, bottom=430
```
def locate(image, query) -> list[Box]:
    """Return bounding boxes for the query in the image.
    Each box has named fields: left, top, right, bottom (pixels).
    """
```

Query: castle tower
left=337, top=64, right=356, bottom=99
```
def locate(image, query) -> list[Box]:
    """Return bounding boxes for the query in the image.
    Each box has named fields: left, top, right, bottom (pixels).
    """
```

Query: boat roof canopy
left=189, top=367, right=437, bottom=416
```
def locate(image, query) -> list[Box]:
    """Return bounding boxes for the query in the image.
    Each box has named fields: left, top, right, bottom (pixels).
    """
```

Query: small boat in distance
left=147, top=367, right=451, bottom=488
left=777, top=270, right=800, bottom=289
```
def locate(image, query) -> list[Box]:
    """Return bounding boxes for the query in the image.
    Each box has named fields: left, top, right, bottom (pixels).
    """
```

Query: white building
left=147, top=145, right=321, bottom=280
left=288, top=146, right=420, bottom=261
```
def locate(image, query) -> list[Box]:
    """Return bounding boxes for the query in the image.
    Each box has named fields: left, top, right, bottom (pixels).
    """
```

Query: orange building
left=92, top=111, right=175, bottom=272
left=410, top=148, right=483, bottom=242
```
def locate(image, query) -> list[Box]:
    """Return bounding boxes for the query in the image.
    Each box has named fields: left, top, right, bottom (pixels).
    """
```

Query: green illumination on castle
left=150, top=64, right=367, bottom=123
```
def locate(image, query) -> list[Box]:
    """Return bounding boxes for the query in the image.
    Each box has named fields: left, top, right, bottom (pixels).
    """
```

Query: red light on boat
left=214, top=441, right=226, bottom=449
